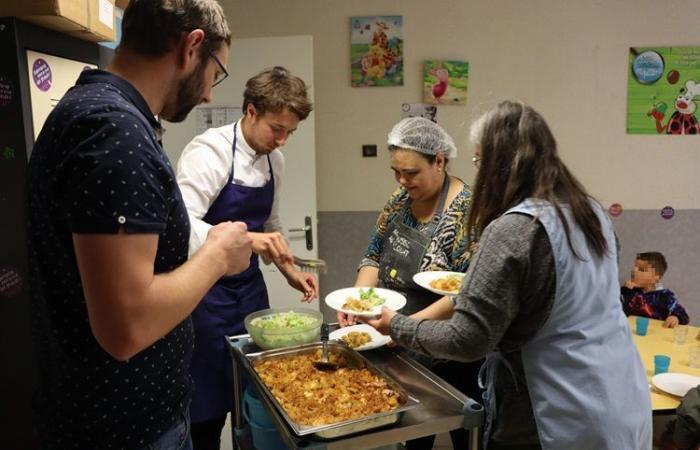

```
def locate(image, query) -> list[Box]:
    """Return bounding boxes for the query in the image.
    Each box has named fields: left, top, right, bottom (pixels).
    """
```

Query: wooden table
left=628, top=316, right=700, bottom=413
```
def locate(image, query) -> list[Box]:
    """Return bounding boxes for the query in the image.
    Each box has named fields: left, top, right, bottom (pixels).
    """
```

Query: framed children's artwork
left=423, top=60, right=469, bottom=105
left=627, top=47, right=700, bottom=135
left=351, top=16, right=403, bottom=87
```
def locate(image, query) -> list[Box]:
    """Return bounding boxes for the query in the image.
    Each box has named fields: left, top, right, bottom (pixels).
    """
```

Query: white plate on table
left=651, top=373, right=700, bottom=397
left=330, top=324, right=392, bottom=351
left=324, top=287, right=406, bottom=317
left=412, top=271, right=465, bottom=297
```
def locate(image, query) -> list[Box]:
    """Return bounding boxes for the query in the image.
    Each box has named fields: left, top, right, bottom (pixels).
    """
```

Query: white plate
left=329, top=324, right=392, bottom=351
left=324, top=287, right=407, bottom=317
left=412, top=271, right=465, bottom=296
left=652, top=372, right=700, bottom=397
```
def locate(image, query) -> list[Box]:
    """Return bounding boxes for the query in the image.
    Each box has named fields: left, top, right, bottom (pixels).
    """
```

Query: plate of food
left=652, top=373, right=700, bottom=397
left=329, top=324, right=392, bottom=351
left=324, top=287, right=406, bottom=317
left=412, top=271, right=466, bottom=296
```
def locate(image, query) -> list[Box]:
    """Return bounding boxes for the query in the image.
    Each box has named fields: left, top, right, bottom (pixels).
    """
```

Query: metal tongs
left=313, top=323, right=338, bottom=371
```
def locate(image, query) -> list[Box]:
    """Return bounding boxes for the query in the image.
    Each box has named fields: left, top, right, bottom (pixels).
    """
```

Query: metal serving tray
left=242, top=341, right=420, bottom=439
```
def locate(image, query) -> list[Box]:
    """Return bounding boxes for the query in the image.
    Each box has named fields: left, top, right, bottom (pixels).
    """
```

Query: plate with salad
left=324, top=287, right=406, bottom=317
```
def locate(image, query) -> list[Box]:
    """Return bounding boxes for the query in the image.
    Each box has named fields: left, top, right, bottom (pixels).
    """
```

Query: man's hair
left=637, top=252, right=668, bottom=277
left=243, top=66, right=313, bottom=120
left=120, top=0, right=231, bottom=61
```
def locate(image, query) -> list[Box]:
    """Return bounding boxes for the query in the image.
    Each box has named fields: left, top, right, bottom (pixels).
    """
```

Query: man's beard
left=161, top=63, right=205, bottom=123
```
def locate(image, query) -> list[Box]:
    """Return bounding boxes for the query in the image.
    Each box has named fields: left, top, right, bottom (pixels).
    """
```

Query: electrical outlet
left=362, top=144, right=377, bottom=157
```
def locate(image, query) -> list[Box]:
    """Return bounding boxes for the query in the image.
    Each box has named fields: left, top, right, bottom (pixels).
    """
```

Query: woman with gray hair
left=367, top=102, right=651, bottom=449
left=339, top=116, right=483, bottom=450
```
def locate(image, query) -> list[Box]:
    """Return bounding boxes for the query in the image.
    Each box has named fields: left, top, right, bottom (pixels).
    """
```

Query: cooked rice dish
left=253, top=351, right=402, bottom=426
left=429, top=275, right=463, bottom=293
left=341, top=331, right=372, bottom=348
left=342, top=296, right=374, bottom=312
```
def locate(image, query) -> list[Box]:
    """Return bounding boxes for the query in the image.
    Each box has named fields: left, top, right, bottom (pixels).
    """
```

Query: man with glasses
left=26, top=1, right=251, bottom=449
left=176, top=66, right=315, bottom=450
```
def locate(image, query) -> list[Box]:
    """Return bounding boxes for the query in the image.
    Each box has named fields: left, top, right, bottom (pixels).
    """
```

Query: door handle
left=287, top=216, right=313, bottom=250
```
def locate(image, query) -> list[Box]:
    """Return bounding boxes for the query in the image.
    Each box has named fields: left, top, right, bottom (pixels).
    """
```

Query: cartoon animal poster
left=423, top=60, right=469, bottom=105
left=351, top=16, right=403, bottom=87
left=627, top=47, right=700, bottom=135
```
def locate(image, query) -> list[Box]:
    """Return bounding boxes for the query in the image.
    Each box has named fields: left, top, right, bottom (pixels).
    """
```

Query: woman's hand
left=364, top=306, right=397, bottom=335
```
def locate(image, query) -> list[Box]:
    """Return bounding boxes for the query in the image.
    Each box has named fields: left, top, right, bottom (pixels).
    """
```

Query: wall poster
left=627, top=47, right=700, bottom=135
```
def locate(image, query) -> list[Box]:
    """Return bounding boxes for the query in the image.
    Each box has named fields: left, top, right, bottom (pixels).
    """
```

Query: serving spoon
left=313, top=323, right=338, bottom=371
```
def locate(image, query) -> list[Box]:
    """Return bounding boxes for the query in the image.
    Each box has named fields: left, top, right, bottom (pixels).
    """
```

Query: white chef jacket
left=176, top=120, right=285, bottom=257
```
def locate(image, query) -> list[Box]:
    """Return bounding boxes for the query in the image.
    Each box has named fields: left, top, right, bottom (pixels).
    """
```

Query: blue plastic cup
left=654, top=355, right=671, bottom=375
left=635, top=317, right=649, bottom=336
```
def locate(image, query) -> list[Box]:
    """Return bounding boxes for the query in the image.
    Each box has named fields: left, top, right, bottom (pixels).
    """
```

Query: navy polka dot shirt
left=27, top=70, right=193, bottom=449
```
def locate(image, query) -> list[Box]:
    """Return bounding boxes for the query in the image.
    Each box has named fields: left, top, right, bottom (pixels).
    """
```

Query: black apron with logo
left=377, top=174, right=450, bottom=316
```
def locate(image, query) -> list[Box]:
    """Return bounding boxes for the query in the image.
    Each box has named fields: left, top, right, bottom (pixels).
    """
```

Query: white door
left=162, top=35, right=319, bottom=311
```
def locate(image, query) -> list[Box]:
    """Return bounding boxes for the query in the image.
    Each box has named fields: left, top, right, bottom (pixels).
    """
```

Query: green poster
left=627, top=47, right=700, bottom=135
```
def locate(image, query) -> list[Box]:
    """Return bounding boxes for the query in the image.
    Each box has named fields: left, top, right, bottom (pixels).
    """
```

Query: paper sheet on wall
left=195, top=106, right=242, bottom=135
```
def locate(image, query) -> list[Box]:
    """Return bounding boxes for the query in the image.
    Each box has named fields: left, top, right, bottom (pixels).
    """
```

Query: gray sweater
left=391, top=212, right=556, bottom=447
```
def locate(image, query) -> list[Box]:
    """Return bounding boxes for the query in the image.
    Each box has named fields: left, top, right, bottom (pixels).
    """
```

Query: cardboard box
left=0, top=0, right=89, bottom=33
left=69, top=0, right=115, bottom=42
left=0, top=0, right=115, bottom=42
left=115, top=0, right=128, bottom=10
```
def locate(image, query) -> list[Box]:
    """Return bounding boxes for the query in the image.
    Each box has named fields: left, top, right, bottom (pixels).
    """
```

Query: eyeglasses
left=472, top=155, right=481, bottom=167
left=209, top=51, right=229, bottom=87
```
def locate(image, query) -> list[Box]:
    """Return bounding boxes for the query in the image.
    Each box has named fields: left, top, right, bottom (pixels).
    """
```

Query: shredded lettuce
left=358, top=288, right=386, bottom=307
left=251, top=311, right=317, bottom=330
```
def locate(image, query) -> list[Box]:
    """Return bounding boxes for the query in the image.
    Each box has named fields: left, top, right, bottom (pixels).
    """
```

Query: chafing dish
left=242, top=341, right=420, bottom=439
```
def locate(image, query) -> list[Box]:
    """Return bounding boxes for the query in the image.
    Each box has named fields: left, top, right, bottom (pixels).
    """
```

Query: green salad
left=251, top=311, right=317, bottom=329
left=248, top=310, right=321, bottom=349
left=358, top=288, right=386, bottom=307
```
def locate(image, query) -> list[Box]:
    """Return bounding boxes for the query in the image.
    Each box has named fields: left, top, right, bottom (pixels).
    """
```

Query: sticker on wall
left=423, top=60, right=469, bottom=105
left=660, top=206, right=675, bottom=220
left=401, top=103, right=438, bottom=122
left=627, top=46, right=700, bottom=135
left=608, top=203, right=624, bottom=218
left=0, top=76, right=13, bottom=108
left=351, top=16, right=403, bottom=87
left=32, top=58, right=52, bottom=92
left=0, top=266, right=23, bottom=299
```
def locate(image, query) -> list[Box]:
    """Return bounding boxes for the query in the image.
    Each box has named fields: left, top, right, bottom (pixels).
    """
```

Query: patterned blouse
left=620, top=286, right=690, bottom=324
left=360, top=180, right=474, bottom=272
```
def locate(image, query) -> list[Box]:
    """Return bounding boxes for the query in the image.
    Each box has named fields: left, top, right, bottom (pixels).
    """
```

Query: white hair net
left=387, top=117, right=458, bottom=159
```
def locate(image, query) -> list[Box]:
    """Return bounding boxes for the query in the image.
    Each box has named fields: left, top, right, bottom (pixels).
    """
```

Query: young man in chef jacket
left=176, top=66, right=316, bottom=450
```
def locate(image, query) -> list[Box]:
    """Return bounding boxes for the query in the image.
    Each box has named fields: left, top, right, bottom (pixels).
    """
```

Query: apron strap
left=478, top=352, right=520, bottom=449
left=230, top=120, right=275, bottom=185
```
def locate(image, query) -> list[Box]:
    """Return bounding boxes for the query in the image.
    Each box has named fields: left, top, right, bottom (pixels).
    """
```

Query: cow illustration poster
left=351, top=16, right=403, bottom=87
left=627, top=47, right=700, bottom=135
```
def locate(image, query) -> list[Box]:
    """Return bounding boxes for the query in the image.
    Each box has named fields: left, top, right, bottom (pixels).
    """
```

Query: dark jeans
left=191, top=415, right=227, bottom=450
left=406, top=358, right=484, bottom=449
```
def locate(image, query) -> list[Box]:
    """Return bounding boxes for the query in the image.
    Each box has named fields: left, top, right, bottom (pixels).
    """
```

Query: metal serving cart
left=227, top=331, right=484, bottom=450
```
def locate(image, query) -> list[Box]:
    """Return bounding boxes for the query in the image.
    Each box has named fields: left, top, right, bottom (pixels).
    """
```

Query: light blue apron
left=480, top=199, right=652, bottom=449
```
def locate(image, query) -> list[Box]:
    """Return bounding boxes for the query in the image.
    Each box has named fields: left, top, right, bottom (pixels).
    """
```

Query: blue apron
left=479, top=199, right=651, bottom=449
left=189, top=121, right=274, bottom=423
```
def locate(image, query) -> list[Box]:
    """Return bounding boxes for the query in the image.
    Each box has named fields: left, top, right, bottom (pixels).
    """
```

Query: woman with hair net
left=366, top=102, right=652, bottom=450
left=338, top=116, right=483, bottom=450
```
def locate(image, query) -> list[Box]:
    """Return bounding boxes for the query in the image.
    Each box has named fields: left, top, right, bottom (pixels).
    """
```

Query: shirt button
left=118, top=216, right=126, bottom=224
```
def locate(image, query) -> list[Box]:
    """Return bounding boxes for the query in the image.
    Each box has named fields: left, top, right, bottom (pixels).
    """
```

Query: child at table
left=620, top=251, right=689, bottom=328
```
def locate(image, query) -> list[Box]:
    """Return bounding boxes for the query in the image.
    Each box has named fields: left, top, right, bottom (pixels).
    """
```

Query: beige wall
left=223, top=0, right=700, bottom=212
